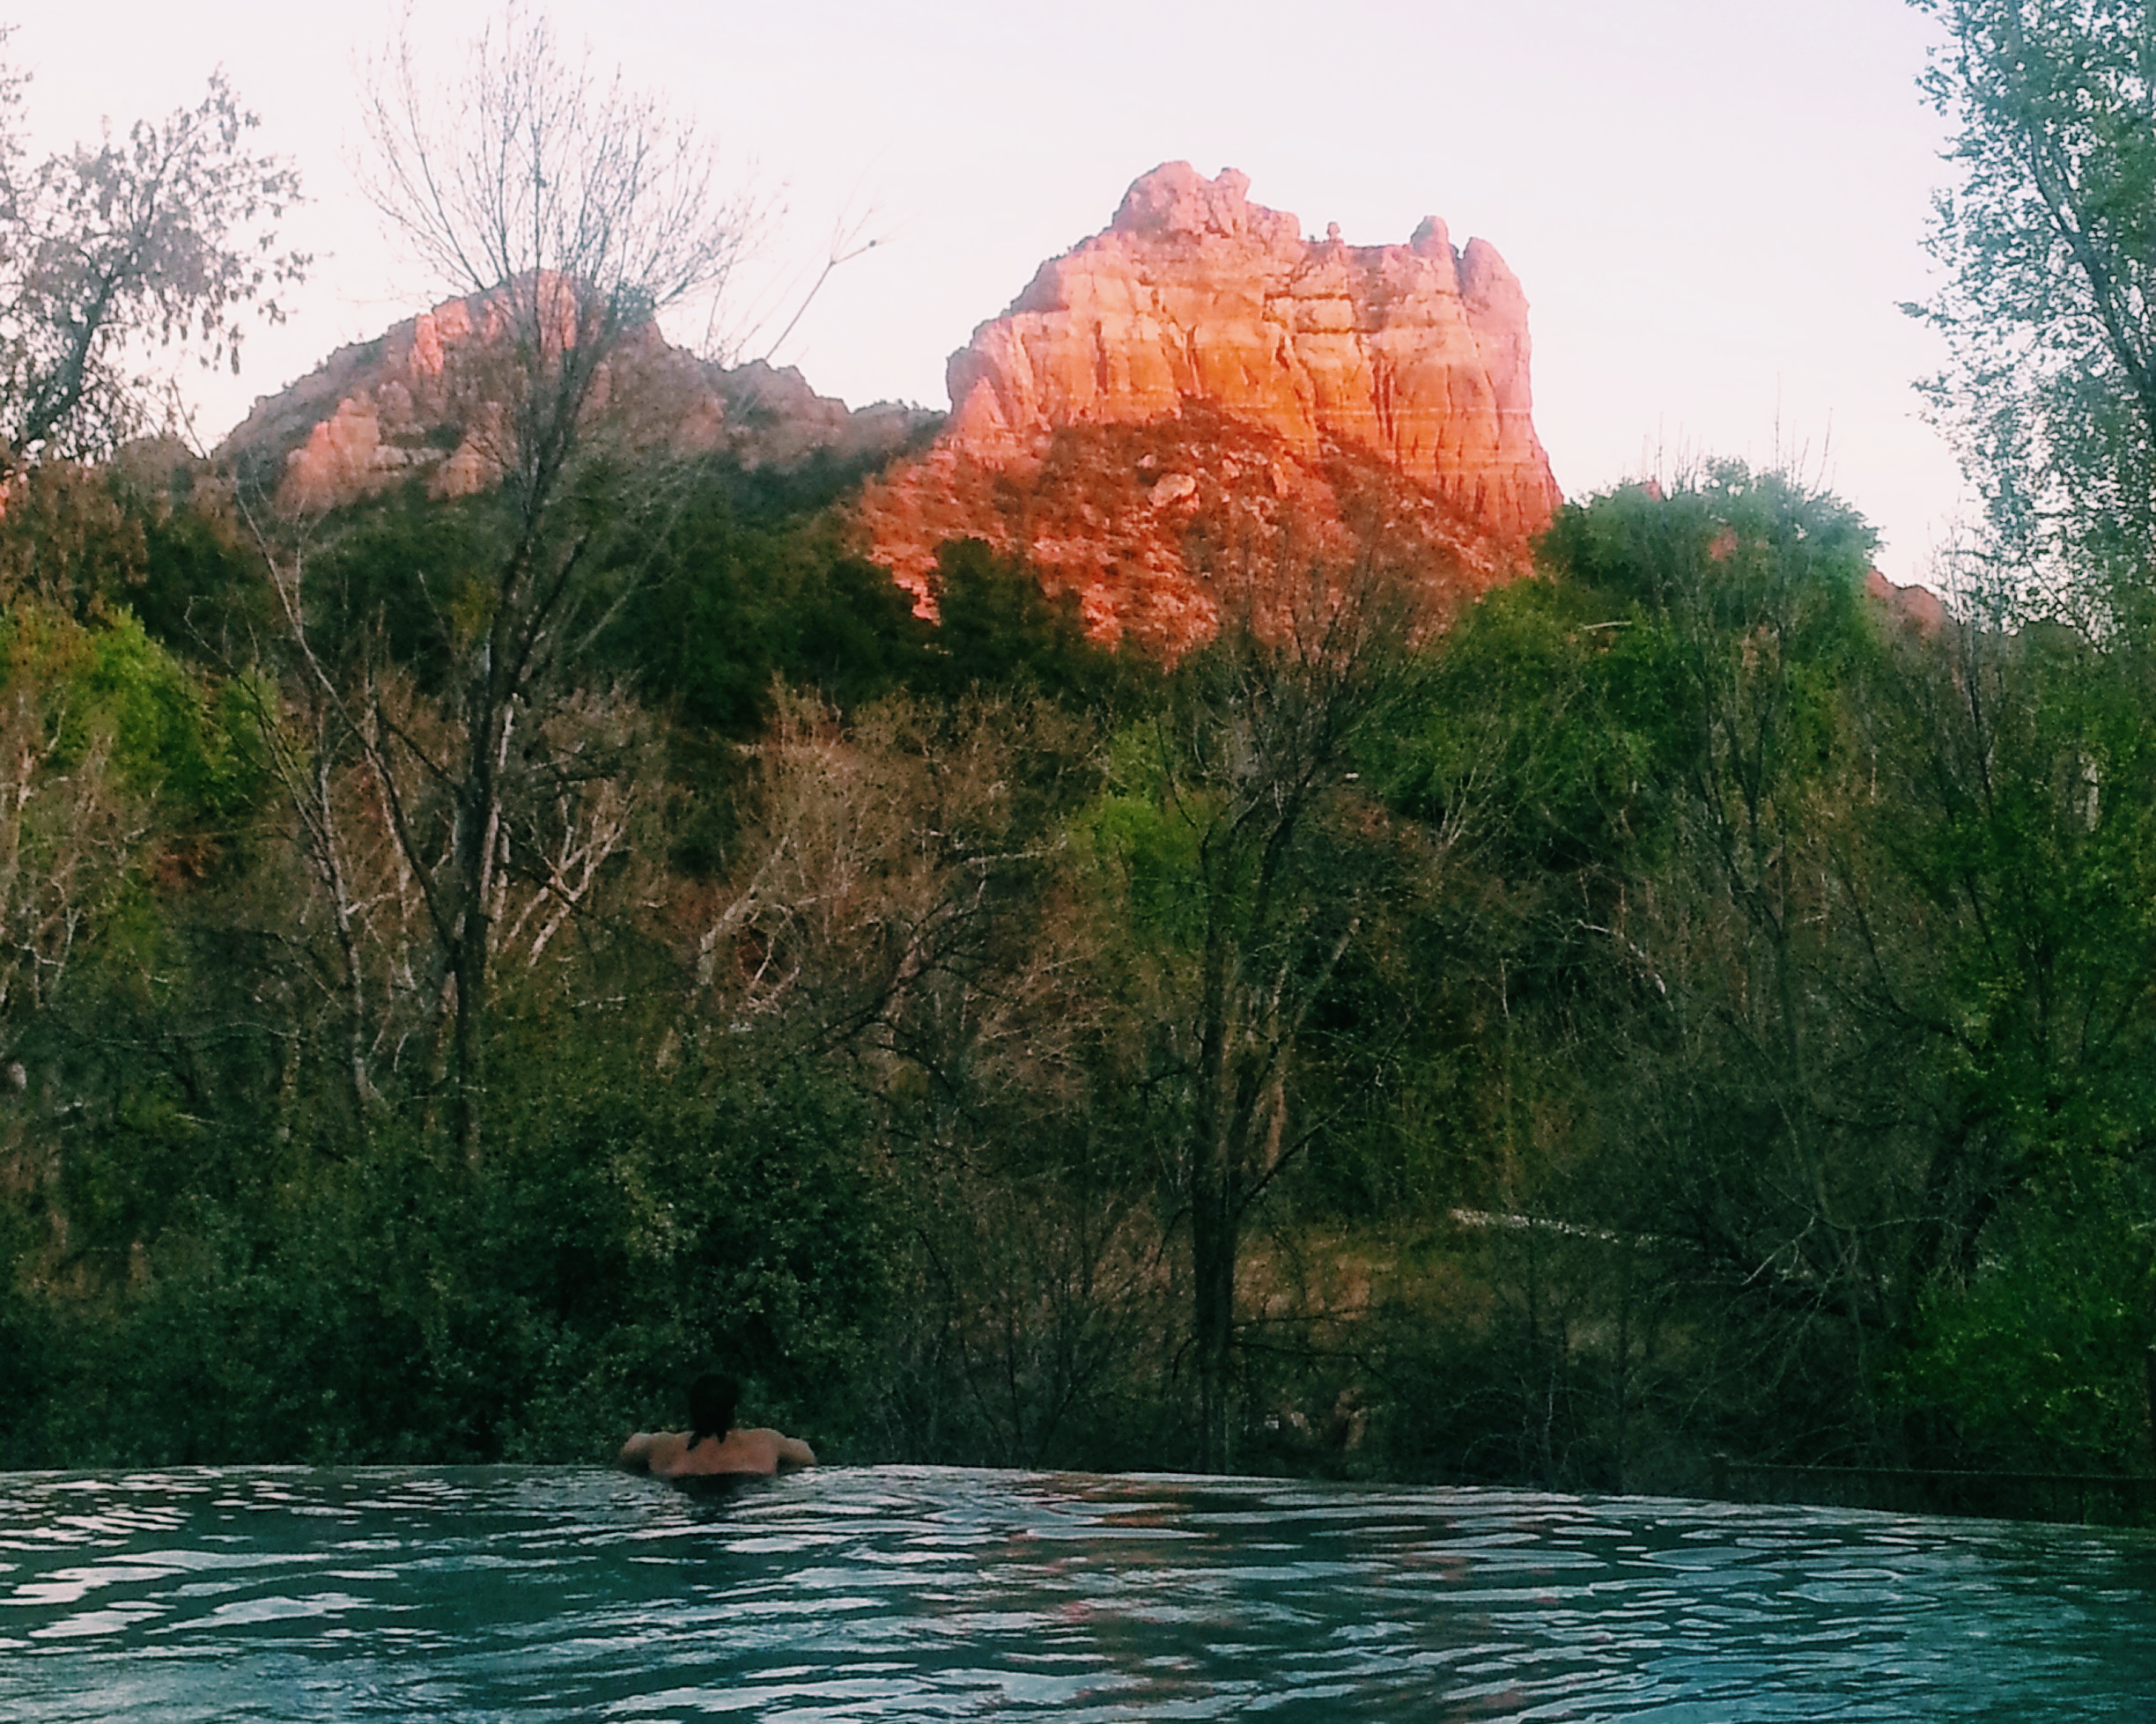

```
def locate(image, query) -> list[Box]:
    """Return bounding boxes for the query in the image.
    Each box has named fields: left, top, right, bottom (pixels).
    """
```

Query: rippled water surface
left=2, top=1465, right=2152, bottom=1720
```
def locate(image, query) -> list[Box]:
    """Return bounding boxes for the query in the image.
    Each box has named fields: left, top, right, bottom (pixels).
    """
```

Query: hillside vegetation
left=4, top=0, right=2154, bottom=1485
left=0, top=445, right=2145, bottom=1487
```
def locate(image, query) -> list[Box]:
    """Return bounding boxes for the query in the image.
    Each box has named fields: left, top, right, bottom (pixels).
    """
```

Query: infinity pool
left=2, top=1465, right=2151, bottom=1720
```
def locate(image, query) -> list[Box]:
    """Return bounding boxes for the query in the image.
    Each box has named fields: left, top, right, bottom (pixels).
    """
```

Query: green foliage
left=6, top=418, right=2154, bottom=1499
left=1910, top=0, right=2156, bottom=603
left=131, top=483, right=269, bottom=652
left=2, top=1043, right=897, bottom=1467
left=1900, top=630, right=2156, bottom=1157
left=0, top=600, right=262, bottom=825
left=1373, top=468, right=1934, bottom=1476
left=1085, top=725, right=1212, bottom=947
left=623, top=504, right=1128, bottom=754
left=298, top=488, right=506, bottom=692
left=0, top=455, right=265, bottom=652
left=1387, top=573, right=1665, bottom=876
left=1894, top=1170, right=2156, bottom=1471
left=1400, top=465, right=1877, bottom=881
left=927, top=537, right=1126, bottom=710
left=83, top=612, right=262, bottom=818
left=605, top=461, right=930, bottom=740
left=1539, top=460, right=1874, bottom=618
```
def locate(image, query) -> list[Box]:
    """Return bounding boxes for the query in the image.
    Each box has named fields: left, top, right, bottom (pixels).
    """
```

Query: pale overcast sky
left=14, top=0, right=1966, bottom=584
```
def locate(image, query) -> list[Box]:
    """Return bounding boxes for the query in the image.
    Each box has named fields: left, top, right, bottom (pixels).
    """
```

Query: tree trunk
left=2145, top=1345, right=2156, bottom=1473
left=453, top=653, right=501, bottom=1165
left=1191, top=1159, right=1236, bottom=1472
left=1190, top=898, right=1239, bottom=1473
left=451, top=919, right=487, bottom=1165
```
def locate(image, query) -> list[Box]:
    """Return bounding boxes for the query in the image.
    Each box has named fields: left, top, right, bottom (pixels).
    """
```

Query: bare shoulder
left=745, top=1426, right=816, bottom=1470
left=619, top=1431, right=684, bottom=1472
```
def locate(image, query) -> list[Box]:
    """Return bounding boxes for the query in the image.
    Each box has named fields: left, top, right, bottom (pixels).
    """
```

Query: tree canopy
left=1911, top=0, right=2156, bottom=609
left=0, top=43, right=303, bottom=468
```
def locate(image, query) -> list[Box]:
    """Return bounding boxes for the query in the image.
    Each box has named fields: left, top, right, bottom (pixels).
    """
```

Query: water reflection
left=0, top=1465, right=2150, bottom=1720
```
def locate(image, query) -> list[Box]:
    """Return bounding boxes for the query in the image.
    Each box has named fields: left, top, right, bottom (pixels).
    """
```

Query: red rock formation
left=221, top=280, right=933, bottom=509
left=1865, top=567, right=1949, bottom=635
left=860, top=163, right=1562, bottom=650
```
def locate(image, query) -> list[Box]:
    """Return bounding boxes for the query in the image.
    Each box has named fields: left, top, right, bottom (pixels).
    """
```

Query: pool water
left=2, top=1465, right=2151, bottom=1720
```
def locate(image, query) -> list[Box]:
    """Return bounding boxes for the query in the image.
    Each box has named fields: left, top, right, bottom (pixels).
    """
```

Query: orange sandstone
left=860, top=163, right=1562, bottom=649
left=221, top=279, right=931, bottom=510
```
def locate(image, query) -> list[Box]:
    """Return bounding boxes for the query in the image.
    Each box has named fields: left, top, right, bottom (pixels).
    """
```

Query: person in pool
left=618, top=1373, right=816, bottom=1478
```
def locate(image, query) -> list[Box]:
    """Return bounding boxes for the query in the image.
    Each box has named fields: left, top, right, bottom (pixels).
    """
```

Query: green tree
left=1399, top=468, right=1926, bottom=1474
left=1091, top=560, right=1418, bottom=1469
left=1869, top=615, right=2156, bottom=1466
left=1910, top=0, right=2156, bottom=608
left=1558, top=470, right=1915, bottom=1458
left=1900, top=0, right=2156, bottom=1471
left=927, top=538, right=1126, bottom=710
left=1894, top=1168, right=2156, bottom=1470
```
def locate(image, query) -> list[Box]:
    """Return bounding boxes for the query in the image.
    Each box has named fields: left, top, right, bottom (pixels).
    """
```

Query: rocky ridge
left=220, top=281, right=934, bottom=508
left=859, top=162, right=1563, bottom=649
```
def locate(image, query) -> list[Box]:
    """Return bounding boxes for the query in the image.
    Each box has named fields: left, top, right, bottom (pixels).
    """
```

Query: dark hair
left=686, top=1373, right=742, bottom=1448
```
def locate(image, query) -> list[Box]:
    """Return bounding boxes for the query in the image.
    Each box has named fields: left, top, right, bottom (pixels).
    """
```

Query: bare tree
left=699, top=689, right=1170, bottom=1467
left=697, top=691, right=1085, bottom=1054
left=245, top=638, right=654, bottom=1137
left=359, top=2, right=757, bottom=536
left=0, top=41, right=304, bottom=469
left=0, top=682, right=147, bottom=1034
left=247, top=5, right=760, bottom=1158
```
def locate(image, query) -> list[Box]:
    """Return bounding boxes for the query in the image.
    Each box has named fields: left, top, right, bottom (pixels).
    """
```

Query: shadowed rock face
left=860, top=162, right=1563, bottom=651
left=218, top=279, right=935, bottom=508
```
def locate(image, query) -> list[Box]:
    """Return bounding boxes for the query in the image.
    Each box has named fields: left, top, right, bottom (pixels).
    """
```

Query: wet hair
left=686, top=1373, right=742, bottom=1449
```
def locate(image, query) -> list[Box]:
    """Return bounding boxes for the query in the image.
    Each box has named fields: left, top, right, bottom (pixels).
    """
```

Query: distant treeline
left=0, top=445, right=2147, bottom=1487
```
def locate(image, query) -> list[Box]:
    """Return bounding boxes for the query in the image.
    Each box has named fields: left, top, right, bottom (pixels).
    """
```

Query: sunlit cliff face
left=860, top=161, right=1562, bottom=652
left=219, top=163, right=1563, bottom=655
left=219, top=274, right=931, bottom=511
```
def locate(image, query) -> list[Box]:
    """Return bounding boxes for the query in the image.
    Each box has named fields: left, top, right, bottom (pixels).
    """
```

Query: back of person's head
left=686, top=1373, right=742, bottom=1448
